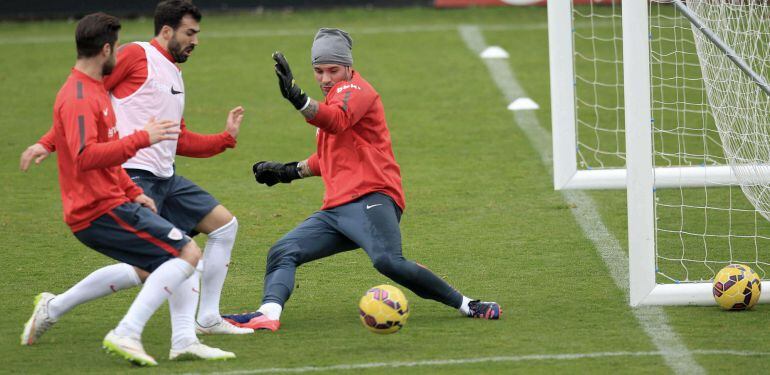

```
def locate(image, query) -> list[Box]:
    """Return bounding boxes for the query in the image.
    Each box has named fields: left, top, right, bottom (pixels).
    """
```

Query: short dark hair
left=75, top=12, right=121, bottom=58
left=154, top=0, right=202, bottom=35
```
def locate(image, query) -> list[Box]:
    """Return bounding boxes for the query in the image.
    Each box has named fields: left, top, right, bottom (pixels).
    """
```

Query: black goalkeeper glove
left=252, top=161, right=302, bottom=187
left=272, top=52, right=309, bottom=110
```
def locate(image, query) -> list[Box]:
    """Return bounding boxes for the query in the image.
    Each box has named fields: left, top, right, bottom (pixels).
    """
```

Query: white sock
left=114, top=258, right=194, bottom=338
left=48, top=263, right=141, bottom=320
left=197, top=217, right=237, bottom=326
left=169, top=266, right=200, bottom=350
left=458, top=296, right=473, bottom=316
left=258, top=302, right=282, bottom=320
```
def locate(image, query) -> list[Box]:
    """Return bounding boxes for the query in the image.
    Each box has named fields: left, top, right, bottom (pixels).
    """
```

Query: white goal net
left=649, top=1, right=770, bottom=287
left=571, top=2, right=625, bottom=170
left=687, top=0, right=770, bottom=221
left=550, top=1, right=770, bottom=304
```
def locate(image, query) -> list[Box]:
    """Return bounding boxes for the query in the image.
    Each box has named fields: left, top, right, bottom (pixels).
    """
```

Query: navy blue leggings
left=261, top=192, right=462, bottom=309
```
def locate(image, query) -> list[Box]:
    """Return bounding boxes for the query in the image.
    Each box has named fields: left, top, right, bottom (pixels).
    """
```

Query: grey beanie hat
left=311, top=28, right=353, bottom=66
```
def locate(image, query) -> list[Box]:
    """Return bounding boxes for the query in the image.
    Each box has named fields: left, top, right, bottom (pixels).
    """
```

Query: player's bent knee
left=372, top=254, right=402, bottom=277
left=212, top=206, right=235, bottom=228
left=266, top=242, right=302, bottom=271
left=209, top=216, right=238, bottom=241
left=196, top=205, right=234, bottom=234
left=179, top=239, right=202, bottom=267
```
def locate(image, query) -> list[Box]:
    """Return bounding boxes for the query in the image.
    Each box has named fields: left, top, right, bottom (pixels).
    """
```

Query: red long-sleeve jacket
left=306, top=70, right=405, bottom=211
left=53, top=69, right=150, bottom=231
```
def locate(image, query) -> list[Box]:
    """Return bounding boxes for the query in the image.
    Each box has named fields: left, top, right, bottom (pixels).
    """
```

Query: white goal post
left=624, top=0, right=770, bottom=306
left=548, top=1, right=770, bottom=306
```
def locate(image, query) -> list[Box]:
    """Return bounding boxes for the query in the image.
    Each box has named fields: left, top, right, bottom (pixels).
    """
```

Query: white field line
left=0, top=19, right=618, bottom=45
left=456, top=25, right=705, bottom=375
left=190, top=350, right=769, bottom=375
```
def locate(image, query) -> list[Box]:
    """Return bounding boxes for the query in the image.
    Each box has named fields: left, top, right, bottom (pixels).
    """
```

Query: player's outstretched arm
left=175, top=107, right=241, bottom=158
left=74, top=117, right=178, bottom=171
left=252, top=159, right=314, bottom=187
left=273, top=52, right=310, bottom=111
left=22, top=117, right=179, bottom=172
left=272, top=51, right=323, bottom=120
left=272, top=51, right=373, bottom=132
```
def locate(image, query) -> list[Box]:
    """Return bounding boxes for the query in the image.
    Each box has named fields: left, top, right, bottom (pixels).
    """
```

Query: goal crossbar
left=558, top=165, right=743, bottom=190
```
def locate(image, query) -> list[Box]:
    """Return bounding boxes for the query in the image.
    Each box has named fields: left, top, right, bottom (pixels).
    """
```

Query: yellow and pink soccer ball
left=358, top=284, right=409, bottom=334
left=712, top=264, right=761, bottom=311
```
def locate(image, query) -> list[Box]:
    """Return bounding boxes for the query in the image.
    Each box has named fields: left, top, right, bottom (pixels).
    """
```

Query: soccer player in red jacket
left=223, top=28, right=501, bottom=331
left=18, top=13, right=236, bottom=366
left=19, top=1, right=251, bottom=355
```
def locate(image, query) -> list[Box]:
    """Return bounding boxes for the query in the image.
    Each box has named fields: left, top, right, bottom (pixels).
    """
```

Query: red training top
left=52, top=68, right=150, bottom=232
left=38, top=39, right=234, bottom=158
left=306, top=70, right=406, bottom=211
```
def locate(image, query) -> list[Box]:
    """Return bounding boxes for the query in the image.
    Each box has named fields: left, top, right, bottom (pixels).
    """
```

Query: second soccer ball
left=712, top=264, right=761, bottom=311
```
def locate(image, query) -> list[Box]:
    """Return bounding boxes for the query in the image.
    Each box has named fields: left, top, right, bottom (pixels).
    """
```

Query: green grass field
left=1, top=5, right=769, bottom=374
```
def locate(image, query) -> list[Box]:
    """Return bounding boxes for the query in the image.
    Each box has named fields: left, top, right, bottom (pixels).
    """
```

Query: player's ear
left=101, top=42, right=112, bottom=58
left=160, top=25, right=174, bottom=40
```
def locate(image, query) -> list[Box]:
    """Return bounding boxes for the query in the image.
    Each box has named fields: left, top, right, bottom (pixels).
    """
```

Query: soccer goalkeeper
left=223, top=28, right=501, bottom=331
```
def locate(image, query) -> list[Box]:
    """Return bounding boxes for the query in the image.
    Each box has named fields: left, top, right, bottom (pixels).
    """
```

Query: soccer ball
left=358, top=284, right=409, bottom=334
left=712, top=264, right=761, bottom=311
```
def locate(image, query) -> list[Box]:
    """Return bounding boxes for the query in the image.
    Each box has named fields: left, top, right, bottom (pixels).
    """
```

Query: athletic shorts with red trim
left=74, top=202, right=190, bottom=272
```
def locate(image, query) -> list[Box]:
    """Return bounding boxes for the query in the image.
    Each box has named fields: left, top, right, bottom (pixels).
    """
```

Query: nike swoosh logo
left=366, top=204, right=382, bottom=210
left=102, top=108, right=109, bottom=116
left=170, top=87, right=183, bottom=95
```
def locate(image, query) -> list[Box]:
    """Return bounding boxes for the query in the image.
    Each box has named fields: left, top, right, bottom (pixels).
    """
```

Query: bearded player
left=20, top=0, right=251, bottom=359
